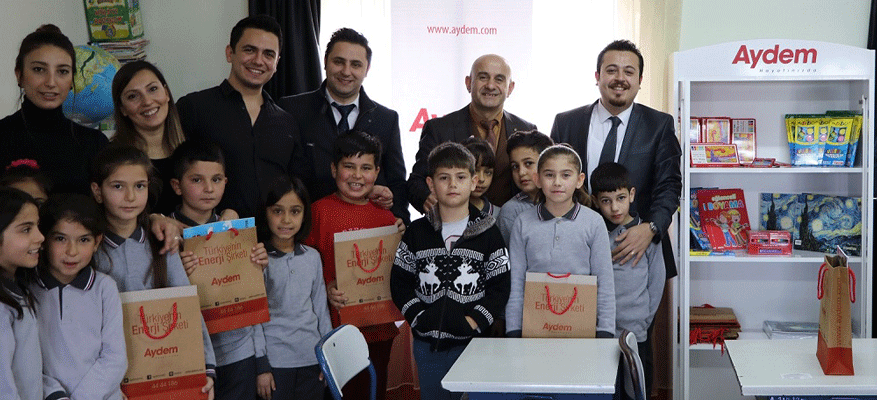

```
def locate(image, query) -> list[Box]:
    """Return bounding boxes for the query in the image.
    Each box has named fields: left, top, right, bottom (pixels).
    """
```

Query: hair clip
left=6, top=159, right=40, bottom=171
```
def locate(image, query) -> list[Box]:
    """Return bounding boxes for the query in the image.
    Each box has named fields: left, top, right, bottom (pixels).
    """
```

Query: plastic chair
left=315, top=324, right=377, bottom=400
left=618, top=329, right=647, bottom=400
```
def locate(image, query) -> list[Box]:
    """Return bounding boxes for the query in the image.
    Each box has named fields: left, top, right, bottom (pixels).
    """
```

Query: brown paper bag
left=184, top=225, right=269, bottom=334
left=816, top=250, right=856, bottom=375
left=522, top=272, right=597, bottom=338
left=120, top=286, right=207, bottom=400
left=334, top=225, right=404, bottom=328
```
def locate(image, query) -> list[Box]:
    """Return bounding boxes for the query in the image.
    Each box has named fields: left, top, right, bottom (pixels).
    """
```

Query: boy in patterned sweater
left=391, top=142, right=510, bottom=400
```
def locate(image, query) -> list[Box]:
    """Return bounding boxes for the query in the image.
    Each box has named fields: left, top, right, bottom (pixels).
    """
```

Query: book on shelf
left=689, top=188, right=713, bottom=251
left=762, top=320, right=818, bottom=339
left=759, top=192, right=862, bottom=256
left=696, top=188, right=751, bottom=251
left=785, top=112, right=862, bottom=167
left=731, top=118, right=756, bottom=163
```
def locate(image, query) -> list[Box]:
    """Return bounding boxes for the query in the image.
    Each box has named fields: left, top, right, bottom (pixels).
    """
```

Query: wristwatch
left=647, top=221, right=659, bottom=235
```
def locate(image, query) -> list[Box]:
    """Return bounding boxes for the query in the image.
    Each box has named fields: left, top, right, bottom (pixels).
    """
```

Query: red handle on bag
left=139, top=302, right=178, bottom=340
left=544, top=285, right=578, bottom=315
left=354, top=240, right=384, bottom=273
left=204, top=227, right=239, bottom=241
left=546, top=272, right=572, bottom=279
left=816, top=263, right=856, bottom=303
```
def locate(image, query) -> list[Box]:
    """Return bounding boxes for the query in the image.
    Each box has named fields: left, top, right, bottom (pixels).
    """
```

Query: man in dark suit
left=551, top=40, right=681, bottom=397
left=408, top=54, right=536, bottom=213
left=280, top=28, right=409, bottom=223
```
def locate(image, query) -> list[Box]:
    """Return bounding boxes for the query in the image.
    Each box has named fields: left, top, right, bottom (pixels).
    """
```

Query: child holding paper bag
left=304, top=131, right=404, bottom=400
left=505, top=144, right=616, bottom=338
left=170, top=141, right=269, bottom=400
left=90, top=145, right=217, bottom=399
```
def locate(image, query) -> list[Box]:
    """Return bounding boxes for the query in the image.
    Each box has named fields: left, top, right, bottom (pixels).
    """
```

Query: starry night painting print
left=760, top=193, right=804, bottom=245
left=798, top=194, right=861, bottom=256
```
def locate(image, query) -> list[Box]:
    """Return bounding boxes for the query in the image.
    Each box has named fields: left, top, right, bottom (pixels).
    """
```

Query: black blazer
left=551, top=100, right=682, bottom=278
left=407, top=105, right=536, bottom=213
left=279, top=81, right=410, bottom=223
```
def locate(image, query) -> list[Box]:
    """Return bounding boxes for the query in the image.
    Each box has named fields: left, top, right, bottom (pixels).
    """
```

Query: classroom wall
left=679, top=0, right=870, bottom=50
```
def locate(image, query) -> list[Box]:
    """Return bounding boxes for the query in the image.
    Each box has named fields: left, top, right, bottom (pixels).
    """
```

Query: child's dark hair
left=462, top=137, right=496, bottom=170
left=0, top=187, right=39, bottom=319
left=38, top=193, right=105, bottom=272
left=170, top=140, right=226, bottom=181
left=506, top=130, right=554, bottom=156
left=333, top=131, right=383, bottom=166
left=258, top=175, right=312, bottom=244
left=427, top=142, right=476, bottom=177
left=1, top=159, right=52, bottom=197
left=90, top=144, right=169, bottom=288
left=589, top=162, right=632, bottom=196
left=537, top=144, right=592, bottom=208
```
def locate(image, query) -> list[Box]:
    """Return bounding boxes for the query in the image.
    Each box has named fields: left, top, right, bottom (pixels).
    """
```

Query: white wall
left=140, top=0, right=246, bottom=98
left=680, top=0, right=870, bottom=50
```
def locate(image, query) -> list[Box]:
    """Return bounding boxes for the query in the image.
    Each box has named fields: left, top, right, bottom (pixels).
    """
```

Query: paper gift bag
left=120, top=286, right=207, bottom=400
left=334, top=225, right=404, bottom=327
left=183, top=218, right=269, bottom=334
left=522, top=272, right=597, bottom=338
left=816, top=250, right=856, bottom=375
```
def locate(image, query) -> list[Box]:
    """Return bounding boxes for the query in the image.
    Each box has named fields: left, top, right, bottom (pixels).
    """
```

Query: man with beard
left=408, top=54, right=536, bottom=213
left=549, top=39, right=680, bottom=397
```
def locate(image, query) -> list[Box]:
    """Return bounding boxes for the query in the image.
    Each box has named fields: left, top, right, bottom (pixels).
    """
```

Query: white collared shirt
left=587, top=101, right=634, bottom=190
left=325, top=88, right=360, bottom=130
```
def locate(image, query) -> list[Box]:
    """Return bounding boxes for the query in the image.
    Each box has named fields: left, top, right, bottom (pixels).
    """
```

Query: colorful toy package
left=821, top=117, right=854, bottom=166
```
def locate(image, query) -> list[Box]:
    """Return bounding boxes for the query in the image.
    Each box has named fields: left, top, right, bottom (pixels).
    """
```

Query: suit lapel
left=617, top=103, right=640, bottom=165
left=578, top=101, right=598, bottom=168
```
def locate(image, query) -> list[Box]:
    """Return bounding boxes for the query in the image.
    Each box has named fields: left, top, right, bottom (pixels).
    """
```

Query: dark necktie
left=599, top=116, right=622, bottom=165
left=480, top=119, right=499, bottom=151
left=332, top=102, right=355, bottom=133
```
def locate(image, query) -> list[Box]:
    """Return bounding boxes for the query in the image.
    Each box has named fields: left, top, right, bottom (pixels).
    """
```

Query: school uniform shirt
left=505, top=203, right=616, bottom=336
left=95, top=226, right=217, bottom=377
left=479, top=199, right=500, bottom=220
left=1, top=277, right=68, bottom=400
left=391, top=204, right=510, bottom=351
left=169, top=209, right=265, bottom=368
left=303, top=193, right=400, bottom=342
left=257, top=243, right=331, bottom=372
left=32, top=267, right=127, bottom=400
left=497, top=192, right=536, bottom=244
left=607, top=214, right=665, bottom=341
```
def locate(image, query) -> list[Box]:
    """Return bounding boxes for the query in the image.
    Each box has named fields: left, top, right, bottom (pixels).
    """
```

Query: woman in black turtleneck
left=0, top=24, right=108, bottom=195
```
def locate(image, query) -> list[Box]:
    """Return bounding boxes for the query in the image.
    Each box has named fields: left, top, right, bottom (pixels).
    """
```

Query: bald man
left=407, top=54, right=537, bottom=213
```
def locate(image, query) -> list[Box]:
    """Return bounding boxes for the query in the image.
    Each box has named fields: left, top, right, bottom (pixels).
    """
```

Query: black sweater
left=0, top=99, right=108, bottom=195
left=391, top=204, right=510, bottom=350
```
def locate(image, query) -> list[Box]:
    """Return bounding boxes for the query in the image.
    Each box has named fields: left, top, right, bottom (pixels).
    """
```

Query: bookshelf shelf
left=673, top=40, right=874, bottom=400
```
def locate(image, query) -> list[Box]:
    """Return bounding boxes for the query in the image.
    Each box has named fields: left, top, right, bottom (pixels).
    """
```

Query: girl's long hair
left=536, top=144, right=593, bottom=208
left=257, top=175, right=312, bottom=245
left=91, top=145, right=168, bottom=288
left=0, top=187, right=39, bottom=319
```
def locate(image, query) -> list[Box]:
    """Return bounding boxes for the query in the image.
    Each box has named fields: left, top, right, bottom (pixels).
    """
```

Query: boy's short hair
left=462, top=137, right=496, bottom=169
left=428, top=142, right=476, bottom=177
left=171, top=141, right=226, bottom=180
left=590, top=162, right=632, bottom=195
left=506, top=130, right=554, bottom=156
left=332, top=131, right=383, bottom=166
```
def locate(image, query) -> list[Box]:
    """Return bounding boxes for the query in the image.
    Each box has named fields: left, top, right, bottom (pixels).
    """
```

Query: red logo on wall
left=731, top=44, right=817, bottom=69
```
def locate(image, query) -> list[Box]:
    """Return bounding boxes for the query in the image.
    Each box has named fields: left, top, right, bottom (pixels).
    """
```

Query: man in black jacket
left=279, top=28, right=409, bottom=223
left=407, top=54, right=537, bottom=213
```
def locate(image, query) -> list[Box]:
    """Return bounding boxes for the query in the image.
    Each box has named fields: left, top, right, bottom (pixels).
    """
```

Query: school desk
left=441, top=337, right=620, bottom=399
left=726, top=338, right=877, bottom=400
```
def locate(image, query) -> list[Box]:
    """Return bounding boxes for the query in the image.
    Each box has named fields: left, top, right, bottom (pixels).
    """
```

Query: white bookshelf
left=673, top=40, right=874, bottom=400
